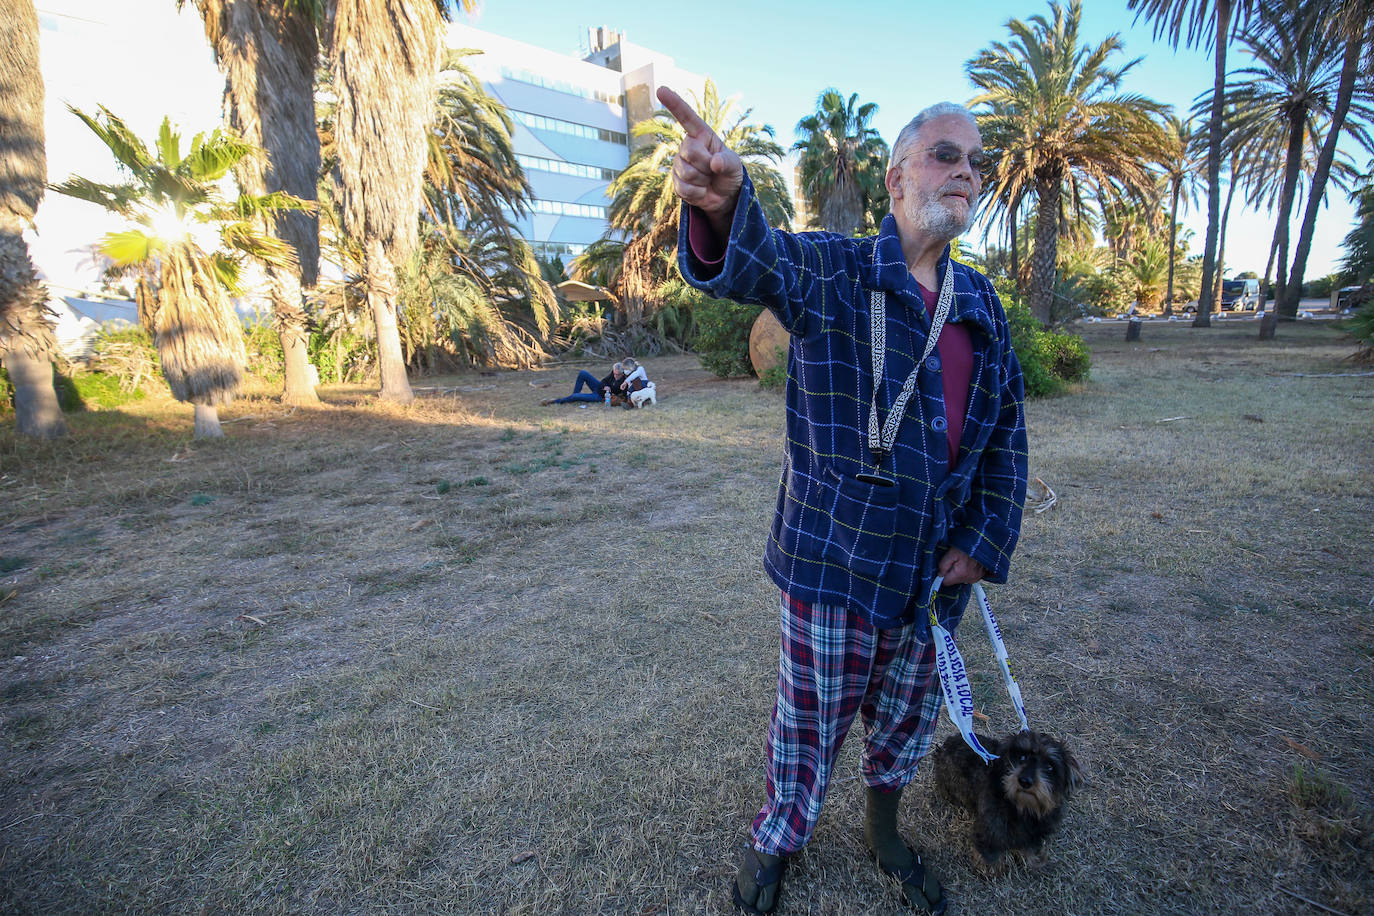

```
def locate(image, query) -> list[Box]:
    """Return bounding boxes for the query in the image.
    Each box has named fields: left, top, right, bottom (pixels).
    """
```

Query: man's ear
left=885, top=165, right=904, bottom=200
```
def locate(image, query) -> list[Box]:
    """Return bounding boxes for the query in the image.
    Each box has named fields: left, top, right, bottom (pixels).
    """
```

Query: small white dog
left=630, top=382, right=656, bottom=407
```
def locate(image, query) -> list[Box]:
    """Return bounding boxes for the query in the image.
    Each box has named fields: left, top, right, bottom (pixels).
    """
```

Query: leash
left=926, top=576, right=1029, bottom=763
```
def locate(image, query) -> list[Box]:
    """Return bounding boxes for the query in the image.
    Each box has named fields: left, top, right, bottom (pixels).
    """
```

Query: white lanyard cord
left=866, top=261, right=954, bottom=467
left=927, top=576, right=1030, bottom=763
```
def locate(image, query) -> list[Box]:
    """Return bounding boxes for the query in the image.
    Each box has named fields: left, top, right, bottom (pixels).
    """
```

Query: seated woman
left=541, top=362, right=625, bottom=405
left=617, top=357, right=656, bottom=407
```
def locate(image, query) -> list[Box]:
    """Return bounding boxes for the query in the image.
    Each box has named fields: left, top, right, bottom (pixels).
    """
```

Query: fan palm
left=54, top=108, right=308, bottom=438
left=968, top=0, right=1172, bottom=325
left=328, top=0, right=454, bottom=403
left=1128, top=0, right=1261, bottom=325
left=1224, top=0, right=1374, bottom=312
left=792, top=89, right=890, bottom=236
left=186, top=0, right=324, bottom=405
left=603, top=79, right=793, bottom=323
left=1277, top=0, right=1374, bottom=317
left=0, top=0, right=66, bottom=438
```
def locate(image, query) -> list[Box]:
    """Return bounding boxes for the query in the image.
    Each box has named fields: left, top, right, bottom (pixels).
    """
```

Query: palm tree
left=54, top=109, right=307, bottom=438
left=423, top=49, right=557, bottom=351
left=968, top=0, right=1172, bottom=325
left=1279, top=0, right=1374, bottom=318
left=0, top=0, right=66, bottom=438
left=603, top=79, right=793, bottom=323
left=792, top=89, right=890, bottom=236
left=328, top=0, right=455, bottom=403
left=1224, top=0, right=1373, bottom=314
left=1128, top=0, right=1261, bottom=326
left=1339, top=172, right=1374, bottom=288
left=1160, top=114, right=1205, bottom=313
left=187, top=0, right=324, bottom=406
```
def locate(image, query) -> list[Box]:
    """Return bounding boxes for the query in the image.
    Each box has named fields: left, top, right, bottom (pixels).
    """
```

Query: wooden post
left=1125, top=318, right=1142, bottom=342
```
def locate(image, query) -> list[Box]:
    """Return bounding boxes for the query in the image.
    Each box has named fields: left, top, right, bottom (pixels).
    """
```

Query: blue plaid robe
left=678, top=172, right=1028, bottom=631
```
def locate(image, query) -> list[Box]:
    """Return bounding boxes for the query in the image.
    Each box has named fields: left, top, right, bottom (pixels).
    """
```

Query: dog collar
left=927, top=578, right=1030, bottom=763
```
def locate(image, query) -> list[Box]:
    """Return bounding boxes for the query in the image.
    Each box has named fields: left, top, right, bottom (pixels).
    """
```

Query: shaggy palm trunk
left=1009, top=218, right=1020, bottom=295
left=1195, top=0, right=1233, bottom=329
left=1, top=0, right=65, bottom=437
left=1281, top=31, right=1364, bottom=318
left=1028, top=172, right=1061, bottom=326
left=1165, top=180, right=1180, bottom=316
left=330, top=0, right=441, bottom=405
left=820, top=172, right=861, bottom=237
left=364, top=237, right=412, bottom=402
left=196, top=0, right=322, bottom=405
left=155, top=250, right=246, bottom=437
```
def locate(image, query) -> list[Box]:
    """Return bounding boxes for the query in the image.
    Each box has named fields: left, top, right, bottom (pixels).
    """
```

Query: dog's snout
left=1018, top=773, right=1034, bottom=789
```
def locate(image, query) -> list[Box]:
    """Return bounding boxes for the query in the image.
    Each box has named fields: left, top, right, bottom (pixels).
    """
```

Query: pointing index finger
left=656, top=85, right=711, bottom=139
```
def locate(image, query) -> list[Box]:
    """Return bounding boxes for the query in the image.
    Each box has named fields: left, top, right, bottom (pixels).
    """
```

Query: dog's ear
left=1063, top=747, right=1085, bottom=794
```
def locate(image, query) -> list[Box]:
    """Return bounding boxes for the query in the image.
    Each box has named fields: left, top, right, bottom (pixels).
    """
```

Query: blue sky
left=32, top=0, right=1360, bottom=290
left=465, top=0, right=1361, bottom=279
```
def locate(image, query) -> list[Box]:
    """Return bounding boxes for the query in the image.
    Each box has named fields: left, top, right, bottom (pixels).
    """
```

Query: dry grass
left=1, top=324, right=1371, bottom=915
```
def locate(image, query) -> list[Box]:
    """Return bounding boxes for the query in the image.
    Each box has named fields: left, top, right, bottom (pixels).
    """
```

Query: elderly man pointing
left=660, top=85, right=1028, bottom=913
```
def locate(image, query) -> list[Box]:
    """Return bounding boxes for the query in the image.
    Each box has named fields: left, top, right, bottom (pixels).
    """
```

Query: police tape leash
left=927, top=575, right=1029, bottom=764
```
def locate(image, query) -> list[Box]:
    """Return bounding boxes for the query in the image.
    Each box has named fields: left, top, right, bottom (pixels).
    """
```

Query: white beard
left=905, top=182, right=977, bottom=240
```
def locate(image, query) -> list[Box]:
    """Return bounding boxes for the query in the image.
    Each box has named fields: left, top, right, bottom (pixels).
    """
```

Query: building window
left=517, top=154, right=619, bottom=183
left=530, top=199, right=608, bottom=220
left=500, top=66, right=625, bottom=108
left=531, top=241, right=588, bottom=260
left=511, top=110, right=627, bottom=146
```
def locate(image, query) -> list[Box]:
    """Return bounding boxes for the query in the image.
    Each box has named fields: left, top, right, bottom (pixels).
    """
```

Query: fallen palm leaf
left=1281, top=737, right=1321, bottom=761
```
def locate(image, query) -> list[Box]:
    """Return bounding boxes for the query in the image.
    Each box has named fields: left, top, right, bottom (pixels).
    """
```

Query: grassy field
left=1, top=319, right=1371, bottom=915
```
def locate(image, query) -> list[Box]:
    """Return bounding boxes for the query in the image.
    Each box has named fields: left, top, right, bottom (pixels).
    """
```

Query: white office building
left=445, top=24, right=708, bottom=265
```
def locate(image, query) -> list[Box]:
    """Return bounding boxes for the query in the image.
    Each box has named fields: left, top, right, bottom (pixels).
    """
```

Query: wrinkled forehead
left=918, top=113, right=983, bottom=151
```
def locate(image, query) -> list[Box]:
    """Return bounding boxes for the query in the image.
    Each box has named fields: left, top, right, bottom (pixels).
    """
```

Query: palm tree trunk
left=1268, top=113, right=1307, bottom=314
left=1009, top=216, right=1020, bottom=296
left=3, top=347, right=67, bottom=439
left=1281, top=30, right=1364, bottom=318
left=269, top=266, right=318, bottom=405
left=364, top=237, right=413, bottom=403
left=1165, top=180, right=1180, bottom=316
left=1262, top=232, right=1279, bottom=308
left=1195, top=0, right=1233, bottom=329
left=1, top=0, right=65, bottom=438
left=1029, top=172, right=1061, bottom=326
left=195, top=0, right=322, bottom=405
left=193, top=403, right=224, bottom=438
left=1215, top=174, right=1237, bottom=307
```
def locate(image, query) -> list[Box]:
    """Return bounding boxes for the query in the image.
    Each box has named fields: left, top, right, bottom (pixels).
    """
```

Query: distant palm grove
left=2, top=0, right=1372, bottom=439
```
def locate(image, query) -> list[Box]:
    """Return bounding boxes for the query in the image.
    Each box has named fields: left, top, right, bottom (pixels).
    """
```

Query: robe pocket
left=821, top=466, right=900, bottom=578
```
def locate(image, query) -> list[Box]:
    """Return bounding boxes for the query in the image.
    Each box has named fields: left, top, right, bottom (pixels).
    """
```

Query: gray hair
left=889, top=102, right=979, bottom=171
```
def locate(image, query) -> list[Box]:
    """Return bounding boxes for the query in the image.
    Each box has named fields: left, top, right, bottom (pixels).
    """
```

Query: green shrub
left=91, top=327, right=160, bottom=394
left=1341, top=299, right=1374, bottom=362
left=308, top=330, right=373, bottom=384
left=657, top=276, right=757, bottom=378
left=243, top=319, right=284, bottom=384
left=67, top=371, right=147, bottom=409
left=694, top=296, right=759, bottom=377
left=1004, top=298, right=1090, bottom=397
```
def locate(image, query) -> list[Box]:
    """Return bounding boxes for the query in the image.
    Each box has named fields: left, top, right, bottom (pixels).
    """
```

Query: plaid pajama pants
left=751, top=591, right=942, bottom=856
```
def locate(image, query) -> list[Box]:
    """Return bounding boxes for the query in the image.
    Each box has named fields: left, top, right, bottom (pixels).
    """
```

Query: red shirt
left=914, top=280, right=972, bottom=470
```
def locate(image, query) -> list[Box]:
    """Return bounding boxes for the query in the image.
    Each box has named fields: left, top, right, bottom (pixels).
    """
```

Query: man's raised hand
left=657, top=85, right=743, bottom=239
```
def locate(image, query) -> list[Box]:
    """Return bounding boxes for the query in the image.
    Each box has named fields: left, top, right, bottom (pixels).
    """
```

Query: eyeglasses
left=918, top=143, right=991, bottom=178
